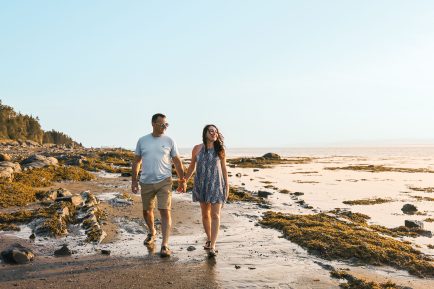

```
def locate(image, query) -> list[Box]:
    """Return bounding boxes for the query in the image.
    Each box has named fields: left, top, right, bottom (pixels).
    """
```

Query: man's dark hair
left=152, top=113, right=166, bottom=123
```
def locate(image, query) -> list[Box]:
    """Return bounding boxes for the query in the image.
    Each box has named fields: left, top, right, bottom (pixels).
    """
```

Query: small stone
left=402, top=204, right=418, bottom=214
left=101, top=249, right=111, bottom=255
left=186, top=246, right=196, bottom=251
left=235, top=265, right=241, bottom=269
left=54, top=244, right=72, bottom=256
left=235, top=173, right=242, bottom=177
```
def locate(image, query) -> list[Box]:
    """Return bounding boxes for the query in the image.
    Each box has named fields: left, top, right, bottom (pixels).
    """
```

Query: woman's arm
left=220, top=155, right=229, bottom=201
left=184, top=144, right=202, bottom=181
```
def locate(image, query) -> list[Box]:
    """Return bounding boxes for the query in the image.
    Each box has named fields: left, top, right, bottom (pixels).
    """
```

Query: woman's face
left=206, top=126, right=218, bottom=142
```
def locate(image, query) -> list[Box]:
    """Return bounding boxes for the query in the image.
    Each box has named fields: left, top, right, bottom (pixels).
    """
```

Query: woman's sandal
left=207, top=248, right=217, bottom=258
left=203, top=240, right=211, bottom=250
left=160, top=245, right=171, bottom=258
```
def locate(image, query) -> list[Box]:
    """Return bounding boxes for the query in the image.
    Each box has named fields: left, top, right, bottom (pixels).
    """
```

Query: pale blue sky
left=1, top=1, right=434, bottom=148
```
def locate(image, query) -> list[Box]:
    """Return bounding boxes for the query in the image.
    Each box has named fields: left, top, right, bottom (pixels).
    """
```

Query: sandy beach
left=1, top=146, right=434, bottom=288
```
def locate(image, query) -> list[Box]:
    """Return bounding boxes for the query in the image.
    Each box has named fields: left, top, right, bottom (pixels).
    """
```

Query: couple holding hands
left=132, top=113, right=229, bottom=258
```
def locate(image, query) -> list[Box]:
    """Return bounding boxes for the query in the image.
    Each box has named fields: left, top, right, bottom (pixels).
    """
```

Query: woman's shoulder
left=192, top=144, right=203, bottom=153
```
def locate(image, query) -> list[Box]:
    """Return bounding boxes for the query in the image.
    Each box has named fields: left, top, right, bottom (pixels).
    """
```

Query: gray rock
left=253, top=169, right=259, bottom=172
left=1, top=243, right=34, bottom=264
left=0, top=161, right=22, bottom=173
left=54, top=244, right=72, bottom=256
left=235, top=173, right=242, bottom=177
left=405, top=220, right=424, bottom=229
left=56, top=195, right=84, bottom=207
left=186, top=246, right=196, bottom=251
left=121, top=172, right=132, bottom=177
left=257, top=191, right=272, bottom=198
left=292, top=192, right=304, bottom=196
left=401, top=204, right=418, bottom=214
left=20, top=154, right=58, bottom=169
left=262, top=153, right=281, bottom=159
left=101, top=249, right=111, bottom=255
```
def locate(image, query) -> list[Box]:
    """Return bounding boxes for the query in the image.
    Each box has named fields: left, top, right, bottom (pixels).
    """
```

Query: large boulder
left=405, top=220, right=424, bottom=230
left=0, top=166, right=14, bottom=181
left=1, top=243, right=35, bottom=264
left=0, top=161, right=21, bottom=181
left=20, top=154, right=58, bottom=169
left=0, top=161, right=22, bottom=173
left=262, top=153, right=281, bottom=159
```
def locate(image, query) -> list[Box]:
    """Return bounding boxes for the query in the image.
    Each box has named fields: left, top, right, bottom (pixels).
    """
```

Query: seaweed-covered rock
left=1, top=243, right=34, bottom=264
left=262, top=153, right=281, bottom=159
left=0, top=153, right=11, bottom=161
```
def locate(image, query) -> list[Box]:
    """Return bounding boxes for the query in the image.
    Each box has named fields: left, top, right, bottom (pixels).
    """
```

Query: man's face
left=152, top=117, right=169, bottom=134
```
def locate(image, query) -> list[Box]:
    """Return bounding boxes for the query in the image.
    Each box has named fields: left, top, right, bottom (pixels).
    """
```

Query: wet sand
left=1, top=149, right=434, bottom=288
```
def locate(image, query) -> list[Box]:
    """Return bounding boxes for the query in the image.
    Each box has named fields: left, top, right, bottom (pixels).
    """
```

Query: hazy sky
left=1, top=1, right=434, bottom=148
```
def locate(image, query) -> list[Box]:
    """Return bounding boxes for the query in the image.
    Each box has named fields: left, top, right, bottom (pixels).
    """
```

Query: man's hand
left=176, top=178, right=187, bottom=193
left=132, top=180, right=139, bottom=194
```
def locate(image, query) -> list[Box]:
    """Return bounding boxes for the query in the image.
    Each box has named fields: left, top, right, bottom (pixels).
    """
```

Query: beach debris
left=186, top=246, right=196, bottom=251
left=235, top=265, right=241, bottom=269
left=253, top=169, right=259, bottom=172
left=54, top=244, right=72, bottom=256
left=405, top=220, right=424, bottom=230
left=1, top=243, right=34, bottom=264
left=401, top=204, right=418, bottom=214
left=20, top=154, right=59, bottom=170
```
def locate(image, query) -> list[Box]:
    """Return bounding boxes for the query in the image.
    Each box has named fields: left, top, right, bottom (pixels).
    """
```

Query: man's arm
left=172, top=156, right=184, bottom=181
left=131, top=155, right=142, bottom=194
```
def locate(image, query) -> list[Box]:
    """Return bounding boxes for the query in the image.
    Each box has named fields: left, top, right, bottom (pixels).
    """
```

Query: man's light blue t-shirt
left=135, top=134, right=179, bottom=184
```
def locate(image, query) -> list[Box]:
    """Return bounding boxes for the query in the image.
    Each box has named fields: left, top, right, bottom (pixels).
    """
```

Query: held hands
left=176, top=178, right=187, bottom=193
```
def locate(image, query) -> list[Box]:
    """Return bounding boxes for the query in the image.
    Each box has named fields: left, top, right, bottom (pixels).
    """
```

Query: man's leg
left=140, top=182, right=157, bottom=244
left=159, top=209, right=171, bottom=247
left=143, top=209, right=157, bottom=236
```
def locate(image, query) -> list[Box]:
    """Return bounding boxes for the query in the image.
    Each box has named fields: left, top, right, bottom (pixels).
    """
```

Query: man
left=132, top=113, right=185, bottom=257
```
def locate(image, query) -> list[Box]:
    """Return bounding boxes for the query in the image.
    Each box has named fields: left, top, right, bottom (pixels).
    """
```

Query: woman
left=182, top=124, right=229, bottom=257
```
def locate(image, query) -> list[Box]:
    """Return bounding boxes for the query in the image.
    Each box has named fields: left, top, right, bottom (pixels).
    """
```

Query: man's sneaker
left=143, top=233, right=156, bottom=245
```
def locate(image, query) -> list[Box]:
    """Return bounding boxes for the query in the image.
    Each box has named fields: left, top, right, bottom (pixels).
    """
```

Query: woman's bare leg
left=210, top=203, right=222, bottom=249
left=200, top=202, right=211, bottom=241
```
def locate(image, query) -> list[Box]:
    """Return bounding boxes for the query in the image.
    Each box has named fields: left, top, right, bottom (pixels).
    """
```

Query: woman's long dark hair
left=202, top=124, right=225, bottom=159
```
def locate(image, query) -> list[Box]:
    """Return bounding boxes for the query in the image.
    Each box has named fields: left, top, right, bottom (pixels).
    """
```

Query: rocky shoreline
left=1, top=142, right=434, bottom=288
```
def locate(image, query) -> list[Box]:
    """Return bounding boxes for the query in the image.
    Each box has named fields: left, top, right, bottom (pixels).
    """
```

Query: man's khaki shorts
left=140, top=177, right=173, bottom=210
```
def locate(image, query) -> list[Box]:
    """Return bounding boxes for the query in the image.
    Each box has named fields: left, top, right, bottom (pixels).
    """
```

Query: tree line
left=0, top=100, right=81, bottom=146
